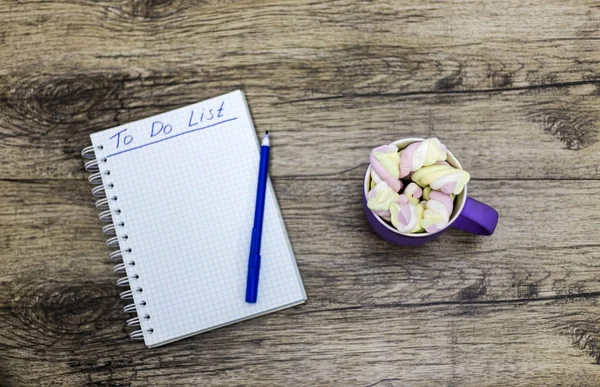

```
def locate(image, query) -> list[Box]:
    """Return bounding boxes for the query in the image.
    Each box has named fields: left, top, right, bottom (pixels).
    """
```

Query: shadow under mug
left=363, top=138, right=499, bottom=246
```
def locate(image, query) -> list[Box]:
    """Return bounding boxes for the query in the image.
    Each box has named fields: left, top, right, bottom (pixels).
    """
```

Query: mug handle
left=451, top=197, right=499, bottom=236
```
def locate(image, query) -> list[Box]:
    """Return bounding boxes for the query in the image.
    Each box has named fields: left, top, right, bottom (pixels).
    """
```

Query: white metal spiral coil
left=95, top=198, right=109, bottom=210
left=109, top=250, right=123, bottom=261
left=102, top=224, right=116, bottom=235
left=82, top=144, right=152, bottom=341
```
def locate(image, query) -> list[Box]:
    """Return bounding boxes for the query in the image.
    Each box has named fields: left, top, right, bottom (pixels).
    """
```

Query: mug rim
left=364, top=137, right=468, bottom=237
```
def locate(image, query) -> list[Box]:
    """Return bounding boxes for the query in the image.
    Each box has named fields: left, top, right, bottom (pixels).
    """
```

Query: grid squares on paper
left=90, top=91, right=306, bottom=347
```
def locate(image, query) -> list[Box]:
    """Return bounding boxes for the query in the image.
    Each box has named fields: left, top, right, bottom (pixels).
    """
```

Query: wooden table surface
left=1, top=1, right=600, bottom=386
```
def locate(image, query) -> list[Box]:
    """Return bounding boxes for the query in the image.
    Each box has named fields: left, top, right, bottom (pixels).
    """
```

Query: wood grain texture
left=1, top=0, right=599, bottom=385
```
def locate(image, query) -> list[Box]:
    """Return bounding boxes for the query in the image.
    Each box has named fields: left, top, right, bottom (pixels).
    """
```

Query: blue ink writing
left=110, top=129, right=133, bottom=149
left=106, top=117, right=238, bottom=158
left=151, top=121, right=173, bottom=137
left=188, top=101, right=225, bottom=127
left=188, top=110, right=198, bottom=127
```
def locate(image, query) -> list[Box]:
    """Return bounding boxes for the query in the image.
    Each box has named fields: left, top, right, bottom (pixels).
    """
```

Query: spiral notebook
left=82, top=90, right=306, bottom=348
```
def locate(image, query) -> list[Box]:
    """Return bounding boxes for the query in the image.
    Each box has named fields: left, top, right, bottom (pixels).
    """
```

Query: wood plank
left=1, top=178, right=599, bottom=308
left=0, top=1, right=598, bottom=85
left=1, top=83, right=599, bottom=180
left=1, top=293, right=599, bottom=385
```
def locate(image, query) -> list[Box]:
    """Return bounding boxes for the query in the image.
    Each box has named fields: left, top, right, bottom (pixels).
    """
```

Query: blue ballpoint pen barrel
left=245, top=144, right=270, bottom=303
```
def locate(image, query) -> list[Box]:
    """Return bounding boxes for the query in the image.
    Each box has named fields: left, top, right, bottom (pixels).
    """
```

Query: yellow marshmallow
left=411, top=165, right=470, bottom=195
left=367, top=182, right=399, bottom=212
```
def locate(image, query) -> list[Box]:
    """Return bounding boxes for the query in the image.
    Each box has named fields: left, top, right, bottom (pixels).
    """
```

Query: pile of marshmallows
left=367, top=138, right=470, bottom=234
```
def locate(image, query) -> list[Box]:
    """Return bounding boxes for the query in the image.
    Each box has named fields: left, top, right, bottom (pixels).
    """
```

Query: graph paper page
left=90, top=90, right=306, bottom=347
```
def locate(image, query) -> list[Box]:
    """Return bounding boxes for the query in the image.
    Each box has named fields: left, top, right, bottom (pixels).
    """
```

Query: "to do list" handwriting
left=107, top=101, right=235, bottom=157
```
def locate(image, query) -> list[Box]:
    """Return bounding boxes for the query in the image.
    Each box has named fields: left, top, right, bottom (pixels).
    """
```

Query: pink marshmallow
left=370, top=145, right=402, bottom=192
left=398, top=204, right=412, bottom=226
left=425, top=224, right=441, bottom=233
left=428, top=191, right=454, bottom=213
left=399, top=142, right=419, bottom=178
left=440, top=181, right=457, bottom=195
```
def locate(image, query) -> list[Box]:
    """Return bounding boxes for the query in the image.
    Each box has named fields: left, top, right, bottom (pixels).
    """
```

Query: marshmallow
left=403, top=182, right=423, bottom=204
left=423, top=186, right=432, bottom=200
left=390, top=200, right=424, bottom=233
left=411, top=164, right=470, bottom=195
left=423, top=186, right=454, bottom=201
left=399, top=138, right=447, bottom=178
left=420, top=191, right=454, bottom=233
left=367, top=182, right=400, bottom=212
left=370, top=145, right=402, bottom=192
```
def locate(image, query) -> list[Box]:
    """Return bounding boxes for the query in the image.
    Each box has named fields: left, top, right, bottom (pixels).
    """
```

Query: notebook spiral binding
left=82, top=145, right=154, bottom=340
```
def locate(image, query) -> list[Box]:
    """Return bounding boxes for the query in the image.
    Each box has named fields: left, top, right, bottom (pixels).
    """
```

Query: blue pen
left=245, top=131, right=270, bottom=303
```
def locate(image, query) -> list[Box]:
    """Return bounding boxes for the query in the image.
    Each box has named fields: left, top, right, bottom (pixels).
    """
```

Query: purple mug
left=363, top=138, right=499, bottom=246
